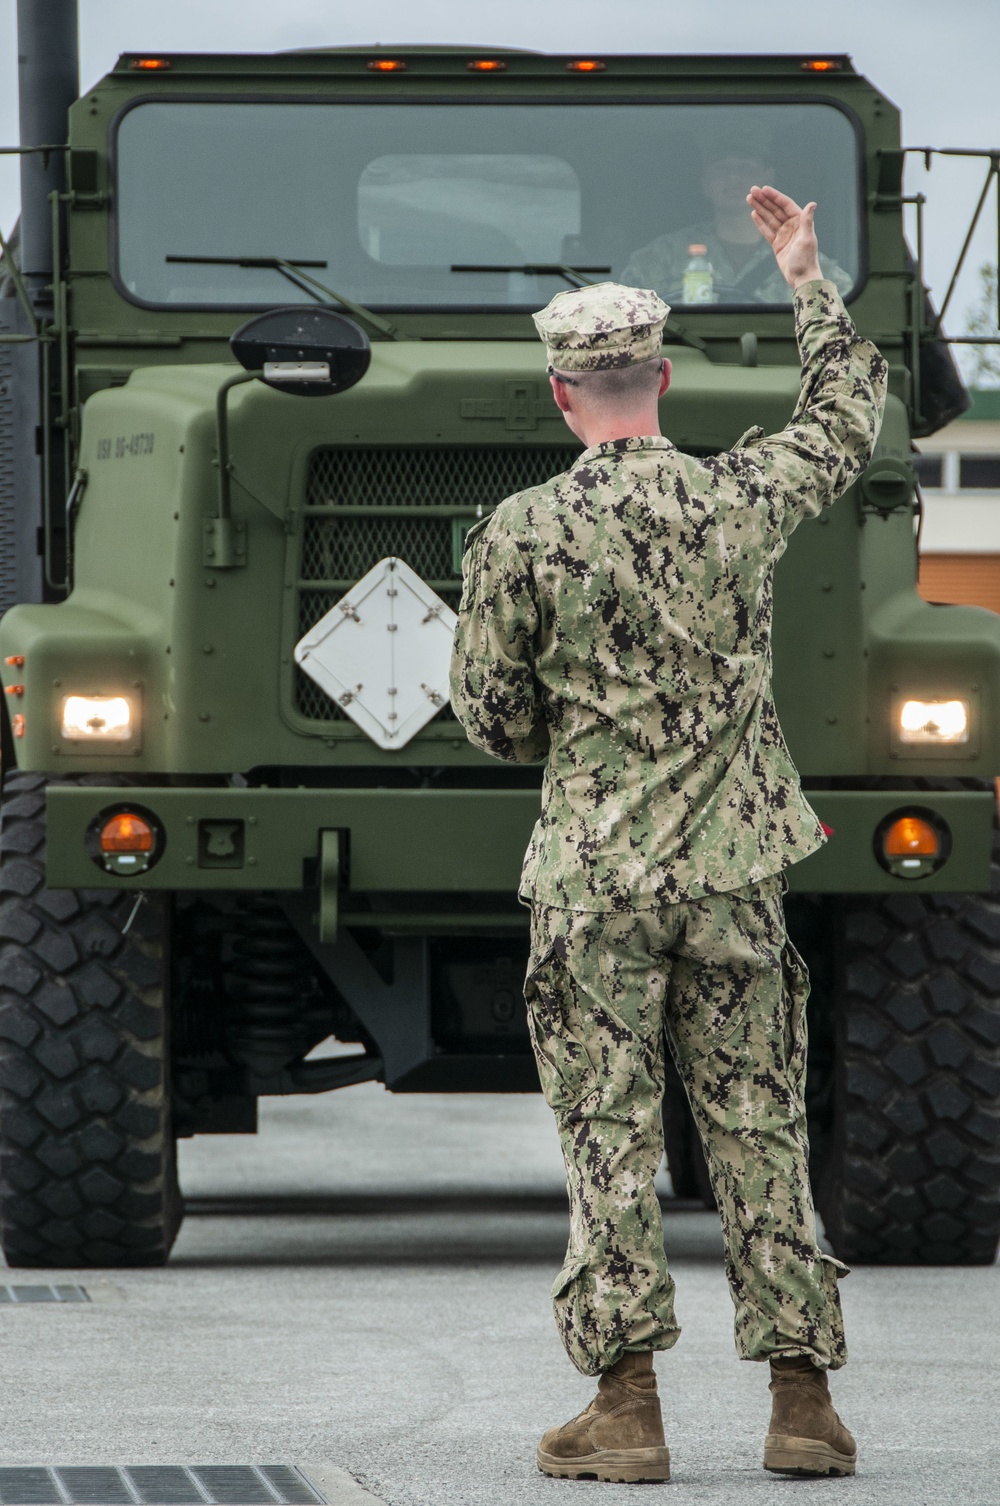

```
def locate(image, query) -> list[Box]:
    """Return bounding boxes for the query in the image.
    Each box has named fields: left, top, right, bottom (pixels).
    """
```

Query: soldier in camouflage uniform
left=450, top=185, right=887, bottom=1483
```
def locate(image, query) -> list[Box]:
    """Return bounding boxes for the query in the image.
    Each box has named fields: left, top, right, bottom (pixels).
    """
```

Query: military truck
left=1, top=0, right=999, bottom=1269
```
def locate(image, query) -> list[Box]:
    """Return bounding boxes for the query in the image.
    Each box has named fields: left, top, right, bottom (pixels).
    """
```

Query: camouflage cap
left=533, top=282, right=670, bottom=373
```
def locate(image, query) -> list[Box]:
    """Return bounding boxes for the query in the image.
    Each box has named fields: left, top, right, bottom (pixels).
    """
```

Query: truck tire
left=661, top=874, right=1000, bottom=1265
left=0, top=771, right=181, bottom=1266
left=817, top=869, right=1000, bottom=1265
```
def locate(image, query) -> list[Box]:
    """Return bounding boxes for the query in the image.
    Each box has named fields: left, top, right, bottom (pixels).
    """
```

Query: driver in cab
left=623, top=131, right=852, bottom=305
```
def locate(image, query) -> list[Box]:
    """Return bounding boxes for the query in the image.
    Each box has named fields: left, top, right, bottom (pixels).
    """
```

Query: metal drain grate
left=0, top=1285, right=89, bottom=1304
left=0, top=1467, right=324, bottom=1505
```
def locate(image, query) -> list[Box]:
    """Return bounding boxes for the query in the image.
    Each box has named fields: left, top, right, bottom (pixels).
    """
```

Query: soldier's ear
left=659, top=360, right=672, bottom=398
left=550, top=373, right=573, bottom=414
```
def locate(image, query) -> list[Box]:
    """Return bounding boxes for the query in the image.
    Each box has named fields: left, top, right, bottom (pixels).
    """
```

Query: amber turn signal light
left=129, top=58, right=173, bottom=71
left=91, top=807, right=163, bottom=878
left=883, top=816, right=940, bottom=858
left=566, top=59, right=606, bottom=72
left=875, top=808, right=950, bottom=881
left=367, top=58, right=407, bottom=72
left=100, top=811, right=155, bottom=854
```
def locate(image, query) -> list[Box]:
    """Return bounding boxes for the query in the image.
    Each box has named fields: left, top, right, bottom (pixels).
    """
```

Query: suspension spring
left=224, top=895, right=325, bottom=1077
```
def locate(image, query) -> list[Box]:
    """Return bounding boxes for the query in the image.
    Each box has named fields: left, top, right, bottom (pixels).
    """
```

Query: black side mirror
left=230, top=306, right=372, bottom=397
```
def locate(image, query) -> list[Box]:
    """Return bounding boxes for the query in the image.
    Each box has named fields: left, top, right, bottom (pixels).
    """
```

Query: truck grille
left=295, top=445, right=579, bottom=724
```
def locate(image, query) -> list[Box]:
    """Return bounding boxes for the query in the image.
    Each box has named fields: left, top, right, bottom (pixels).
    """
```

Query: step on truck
left=1, top=1, right=1000, bottom=1267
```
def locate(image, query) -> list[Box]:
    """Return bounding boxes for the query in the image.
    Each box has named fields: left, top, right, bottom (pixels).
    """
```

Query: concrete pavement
left=1, top=1082, right=998, bottom=1505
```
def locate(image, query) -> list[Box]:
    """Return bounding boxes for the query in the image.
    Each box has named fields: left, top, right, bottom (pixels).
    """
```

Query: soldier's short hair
left=549, top=357, right=664, bottom=406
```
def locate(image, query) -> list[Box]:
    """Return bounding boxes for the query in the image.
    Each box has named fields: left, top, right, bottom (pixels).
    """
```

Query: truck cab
left=1, top=32, right=997, bottom=1270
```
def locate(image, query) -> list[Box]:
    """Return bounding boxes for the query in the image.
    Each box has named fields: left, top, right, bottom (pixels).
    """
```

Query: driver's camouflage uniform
left=450, top=279, right=887, bottom=1377
left=623, top=225, right=853, bottom=305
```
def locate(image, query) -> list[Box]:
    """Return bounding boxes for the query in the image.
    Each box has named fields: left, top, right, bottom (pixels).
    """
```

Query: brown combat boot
left=763, top=1355, right=857, bottom=1477
left=536, top=1351, right=671, bottom=1483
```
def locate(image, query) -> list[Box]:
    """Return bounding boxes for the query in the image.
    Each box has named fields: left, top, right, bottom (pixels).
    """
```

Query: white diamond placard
left=294, top=557, right=458, bottom=750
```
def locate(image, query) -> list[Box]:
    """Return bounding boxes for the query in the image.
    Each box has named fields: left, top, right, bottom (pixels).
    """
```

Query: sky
left=0, top=0, right=997, bottom=355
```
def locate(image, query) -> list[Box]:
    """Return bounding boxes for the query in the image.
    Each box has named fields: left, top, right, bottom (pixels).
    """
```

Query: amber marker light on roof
left=367, top=58, right=408, bottom=72
left=567, top=59, right=606, bottom=72
left=129, top=57, right=172, bottom=71
left=800, top=59, right=842, bottom=72
left=467, top=59, right=507, bottom=72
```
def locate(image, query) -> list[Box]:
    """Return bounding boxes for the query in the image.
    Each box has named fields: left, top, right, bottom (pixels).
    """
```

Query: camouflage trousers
left=524, top=875, right=847, bottom=1378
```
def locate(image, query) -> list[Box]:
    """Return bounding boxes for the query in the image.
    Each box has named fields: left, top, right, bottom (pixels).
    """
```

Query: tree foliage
left=963, top=262, right=1000, bottom=387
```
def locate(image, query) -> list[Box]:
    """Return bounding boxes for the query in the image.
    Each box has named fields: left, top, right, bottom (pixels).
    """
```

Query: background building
left=916, top=388, right=1000, bottom=613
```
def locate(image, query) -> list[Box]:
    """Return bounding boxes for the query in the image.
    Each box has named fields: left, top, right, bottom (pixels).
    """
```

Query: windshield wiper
left=166, top=254, right=411, bottom=341
left=451, top=262, right=611, bottom=288
left=451, top=261, right=707, bottom=351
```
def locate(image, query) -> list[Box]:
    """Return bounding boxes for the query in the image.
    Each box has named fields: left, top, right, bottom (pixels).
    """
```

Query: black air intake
left=294, top=445, right=580, bottom=723
left=16, top=0, right=79, bottom=302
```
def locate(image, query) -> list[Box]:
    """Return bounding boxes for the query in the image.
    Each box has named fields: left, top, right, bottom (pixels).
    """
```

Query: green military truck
left=2, top=2, right=999, bottom=1268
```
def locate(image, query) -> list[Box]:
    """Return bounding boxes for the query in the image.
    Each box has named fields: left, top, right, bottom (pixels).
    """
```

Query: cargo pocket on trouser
left=733, top=1235, right=852, bottom=1364
left=782, top=939, right=810, bottom=1099
left=812, top=1252, right=850, bottom=1370
left=550, top=1250, right=681, bottom=1378
left=743, top=1249, right=850, bottom=1370
left=550, top=1257, right=601, bottom=1376
left=522, top=924, right=599, bottom=1119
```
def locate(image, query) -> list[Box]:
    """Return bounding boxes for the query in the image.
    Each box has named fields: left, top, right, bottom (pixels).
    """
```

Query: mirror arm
left=205, top=370, right=261, bottom=570
left=216, top=370, right=261, bottom=523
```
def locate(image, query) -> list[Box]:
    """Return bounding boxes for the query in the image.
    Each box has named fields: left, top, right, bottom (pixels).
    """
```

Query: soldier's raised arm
left=736, top=187, right=888, bottom=534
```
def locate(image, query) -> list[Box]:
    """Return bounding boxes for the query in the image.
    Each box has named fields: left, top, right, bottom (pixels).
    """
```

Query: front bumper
left=45, top=786, right=995, bottom=896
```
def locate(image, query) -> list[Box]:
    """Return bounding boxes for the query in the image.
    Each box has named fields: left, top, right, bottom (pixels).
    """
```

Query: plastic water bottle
left=682, top=244, right=714, bottom=304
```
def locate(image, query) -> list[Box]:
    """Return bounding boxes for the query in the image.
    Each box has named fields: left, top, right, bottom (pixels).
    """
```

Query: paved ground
left=2, top=1081, right=999, bottom=1506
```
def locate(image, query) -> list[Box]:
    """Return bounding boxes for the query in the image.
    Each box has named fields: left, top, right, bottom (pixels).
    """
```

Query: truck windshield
left=115, top=100, right=860, bottom=312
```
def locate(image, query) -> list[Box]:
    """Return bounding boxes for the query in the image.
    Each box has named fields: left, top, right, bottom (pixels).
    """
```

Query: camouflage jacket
left=450, top=280, right=888, bottom=910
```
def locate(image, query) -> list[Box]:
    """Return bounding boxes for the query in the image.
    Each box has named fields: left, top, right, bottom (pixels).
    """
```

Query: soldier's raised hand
left=746, top=185, right=823, bottom=290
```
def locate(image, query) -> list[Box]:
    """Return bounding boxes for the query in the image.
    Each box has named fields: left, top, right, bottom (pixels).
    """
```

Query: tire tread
left=818, top=830, right=1000, bottom=1265
left=0, top=770, right=180, bottom=1267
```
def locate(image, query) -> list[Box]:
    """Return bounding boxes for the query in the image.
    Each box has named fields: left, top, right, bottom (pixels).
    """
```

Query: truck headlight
left=898, top=699, right=969, bottom=745
left=61, top=694, right=134, bottom=742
